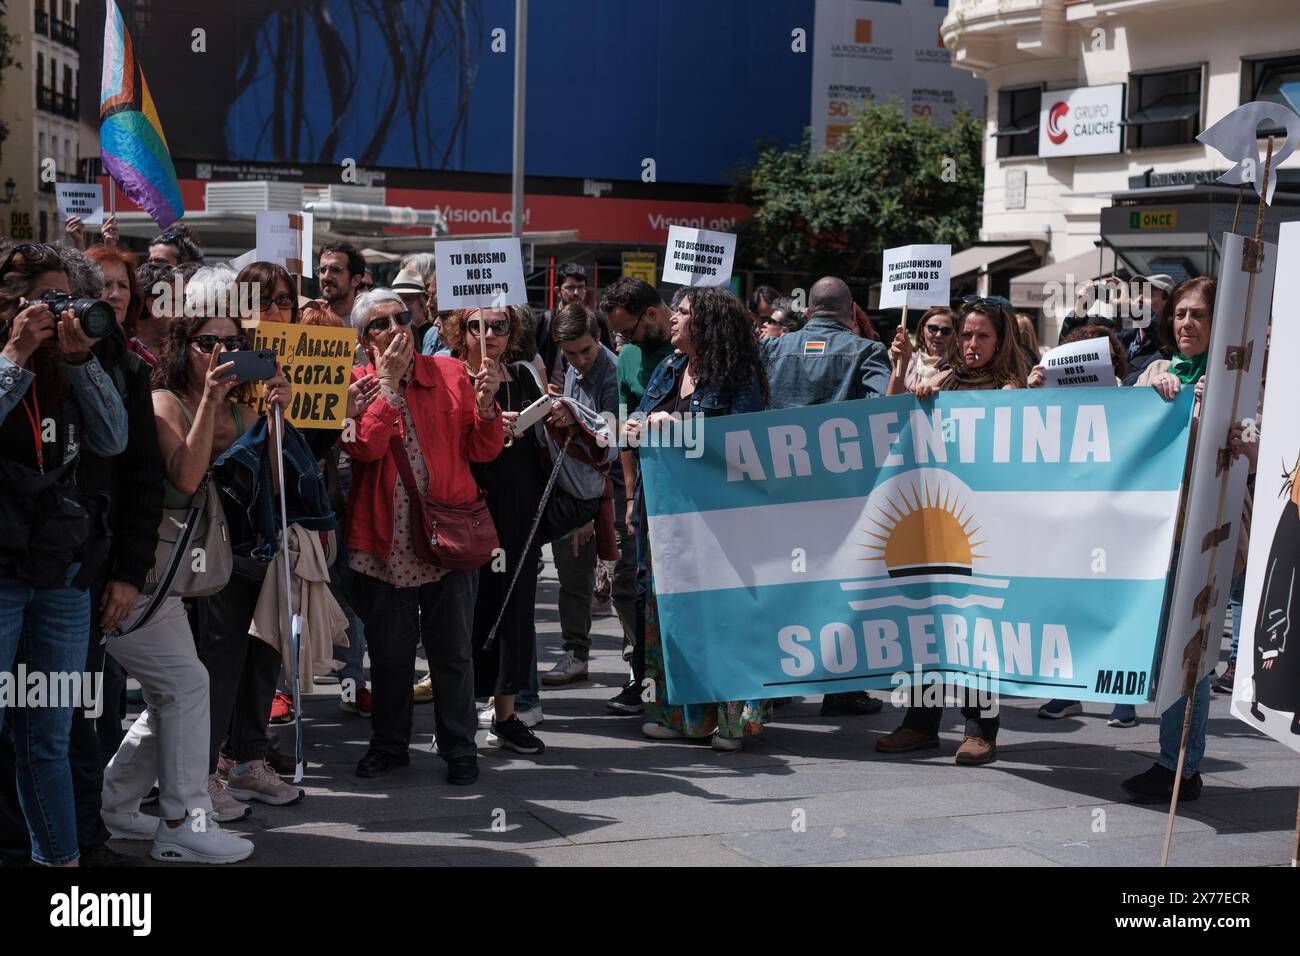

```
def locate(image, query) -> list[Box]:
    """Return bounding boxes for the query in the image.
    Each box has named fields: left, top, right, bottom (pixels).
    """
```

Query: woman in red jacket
left=342, top=289, right=504, bottom=785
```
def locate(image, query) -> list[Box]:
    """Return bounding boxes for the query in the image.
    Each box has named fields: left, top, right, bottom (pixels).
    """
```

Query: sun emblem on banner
left=861, top=480, right=986, bottom=577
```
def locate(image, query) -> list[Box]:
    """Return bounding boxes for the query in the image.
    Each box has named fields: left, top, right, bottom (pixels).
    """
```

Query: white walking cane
left=273, top=404, right=305, bottom=783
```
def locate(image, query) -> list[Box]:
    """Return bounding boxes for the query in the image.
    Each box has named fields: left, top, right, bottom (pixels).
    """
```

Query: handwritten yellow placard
left=252, top=321, right=356, bottom=430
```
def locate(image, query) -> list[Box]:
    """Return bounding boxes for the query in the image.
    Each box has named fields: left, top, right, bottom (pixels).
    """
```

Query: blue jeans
left=1157, top=674, right=1213, bottom=775
left=515, top=633, right=540, bottom=712
left=1228, top=573, right=1246, bottom=661
left=0, top=568, right=90, bottom=865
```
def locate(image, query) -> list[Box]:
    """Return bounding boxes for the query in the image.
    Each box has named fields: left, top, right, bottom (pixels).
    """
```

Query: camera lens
left=73, top=299, right=116, bottom=339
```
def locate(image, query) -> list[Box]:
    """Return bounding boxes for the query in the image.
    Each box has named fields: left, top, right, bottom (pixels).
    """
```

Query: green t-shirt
left=616, top=340, right=675, bottom=414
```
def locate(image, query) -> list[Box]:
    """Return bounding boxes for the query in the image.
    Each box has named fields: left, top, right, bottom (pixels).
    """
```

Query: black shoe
left=447, top=755, right=479, bottom=786
left=1211, top=661, right=1235, bottom=694
left=489, top=715, right=546, bottom=755
left=264, top=739, right=298, bottom=776
left=607, top=681, right=645, bottom=715
left=80, top=844, right=144, bottom=867
left=1121, top=763, right=1202, bottom=803
left=356, top=748, right=408, bottom=778
left=820, top=691, right=883, bottom=716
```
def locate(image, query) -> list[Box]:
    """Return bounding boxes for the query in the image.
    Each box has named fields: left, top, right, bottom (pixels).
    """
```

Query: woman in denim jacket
left=628, top=287, right=771, bottom=752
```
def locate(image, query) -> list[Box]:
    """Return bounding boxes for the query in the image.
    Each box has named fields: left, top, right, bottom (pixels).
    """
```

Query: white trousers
left=101, top=594, right=213, bottom=821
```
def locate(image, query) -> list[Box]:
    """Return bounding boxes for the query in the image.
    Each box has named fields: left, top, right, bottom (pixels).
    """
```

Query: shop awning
left=1009, top=246, right=1118, bottom=313
left=950, top=244, right=1033, bottom=278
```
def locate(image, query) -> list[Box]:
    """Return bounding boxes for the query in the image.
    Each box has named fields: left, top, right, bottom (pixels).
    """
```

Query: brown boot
left=875, top=726, right=940, bottom=753
left=954, top=735, right=996, bottom=766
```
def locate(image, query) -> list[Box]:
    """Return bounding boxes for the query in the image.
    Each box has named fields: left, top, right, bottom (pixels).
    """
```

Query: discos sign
left=1039, top=84, right=1125, bottom=158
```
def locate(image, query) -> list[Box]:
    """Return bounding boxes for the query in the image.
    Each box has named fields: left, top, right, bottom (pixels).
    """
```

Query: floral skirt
left=643, top=543, right=770, bottom=740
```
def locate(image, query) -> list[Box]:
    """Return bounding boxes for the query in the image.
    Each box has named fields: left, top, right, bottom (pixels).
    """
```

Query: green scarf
left=1168, top=351, right=1207, bottom=384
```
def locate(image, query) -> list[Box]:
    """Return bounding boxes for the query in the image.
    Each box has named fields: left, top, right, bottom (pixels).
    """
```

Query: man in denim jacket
left=760, top=276, right=890, bottom=717
left=761, top=276, right=889, bottom=409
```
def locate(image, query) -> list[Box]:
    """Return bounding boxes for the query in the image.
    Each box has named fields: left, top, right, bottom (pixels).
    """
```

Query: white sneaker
left=477, top=698, right=496, bottom=729
left=225, top=759, right=304, bottom=806
left=517, top=703, right=544, bottom=728
left=711, top=735, right=743, bottom=752
left=641, top=721, right=685, bottom=740
left=542, top=651, right=589, bottom=686
left=151, top=817, right=254, bottom=864
left=102, top=809, right=159, bottom=841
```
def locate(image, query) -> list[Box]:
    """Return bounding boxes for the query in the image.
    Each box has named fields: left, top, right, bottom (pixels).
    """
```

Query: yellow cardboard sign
left=621, top=251, right=658, bottom=285
left=251, top=320, right=356, bottom=430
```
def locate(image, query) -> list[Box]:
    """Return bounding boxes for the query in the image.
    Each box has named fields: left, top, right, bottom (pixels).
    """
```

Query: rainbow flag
left=99, top=0, right=183, bottom=229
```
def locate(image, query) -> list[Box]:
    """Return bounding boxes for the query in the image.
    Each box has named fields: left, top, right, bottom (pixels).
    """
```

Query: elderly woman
left=341, top=289, right=504, bottom=785
left=885, top=306, right=958, bottom=395
left=0, top=241, right=128, bottom=866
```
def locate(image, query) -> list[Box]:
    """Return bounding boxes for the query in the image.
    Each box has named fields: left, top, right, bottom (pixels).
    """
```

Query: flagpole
left=1160, top=135, right=1274, bottom=868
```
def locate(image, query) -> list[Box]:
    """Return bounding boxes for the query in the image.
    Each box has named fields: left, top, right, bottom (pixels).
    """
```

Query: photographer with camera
left=0, top=241, right=129, bottom=866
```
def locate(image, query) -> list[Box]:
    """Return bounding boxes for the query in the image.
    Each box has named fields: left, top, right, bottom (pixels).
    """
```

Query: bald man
left=759, top=276, right=891, bottom=717
left=760, top=276, right=890, bottom=408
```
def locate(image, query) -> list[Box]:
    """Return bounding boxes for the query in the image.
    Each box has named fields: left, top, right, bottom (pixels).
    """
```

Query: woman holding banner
left=886, top=306, right=958, bottom=395
left=877, top=298, right=1026, bottom=766
left=1122, top=276, right=1222, bottom=803
left=634, top=287, right=772, bottom=752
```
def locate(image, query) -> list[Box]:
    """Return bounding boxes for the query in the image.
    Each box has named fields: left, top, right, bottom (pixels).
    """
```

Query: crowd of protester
left=0, top=215, right=1256, bottom=866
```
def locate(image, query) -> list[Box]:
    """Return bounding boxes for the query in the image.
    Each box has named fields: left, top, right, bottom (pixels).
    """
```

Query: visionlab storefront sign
left=1039, top=84, right=1125, bottom=158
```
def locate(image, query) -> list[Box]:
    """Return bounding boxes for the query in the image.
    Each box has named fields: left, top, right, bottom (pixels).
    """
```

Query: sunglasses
left=466, top=317, right=511, bottom=337
left=960, top=295, right=1013, bottom=310
left=259, top=292, right=296, bottom=310
left=924, top=324, right=954, bottom=337
left=364, top=310, right=413, bottom=335
left=189, top=334, right=248, bottom=353
left=0, top=242, right=61, bottom=276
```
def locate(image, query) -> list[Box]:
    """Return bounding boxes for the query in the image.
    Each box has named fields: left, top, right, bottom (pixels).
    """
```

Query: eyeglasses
left=466, top=317, right=511, bottom=337
left=259, top=292, right=296, bottom=310
left=364, top=310, right=413, bottom=335
left=960, top=295, right=1013, bottom=310
left=924, top=324, right=954, bottom=337
left=189, top=334, right=248, bottom=353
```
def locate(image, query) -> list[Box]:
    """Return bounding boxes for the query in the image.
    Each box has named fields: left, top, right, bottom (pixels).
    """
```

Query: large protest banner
left=1232, top=221, right=1300, bottom=751
left=251, top=321, right=355, bottom=430
left=640, top=389, right=1194, bottom=706
left=1152, top=232, right=1275, bottom=711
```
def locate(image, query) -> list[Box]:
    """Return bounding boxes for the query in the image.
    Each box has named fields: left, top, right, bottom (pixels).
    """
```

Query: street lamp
left=1, top=178, right=15, bottom=204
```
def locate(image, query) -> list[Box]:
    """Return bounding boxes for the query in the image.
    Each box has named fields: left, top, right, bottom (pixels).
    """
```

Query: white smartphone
left=514, top=393, right=557, bottom=433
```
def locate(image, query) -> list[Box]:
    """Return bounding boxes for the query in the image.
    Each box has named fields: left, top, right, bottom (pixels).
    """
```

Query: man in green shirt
left=599, top=278, right=676, bottom=716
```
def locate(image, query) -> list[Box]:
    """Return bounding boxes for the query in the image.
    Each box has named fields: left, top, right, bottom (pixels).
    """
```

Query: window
left=52, top=135, right=59, bottom=171
left=1243, top=54, right=1300, bottom=136
left=1126, top=67, right=1202, bottom=149
left=995, top=86, right=1041, bottom=158
left=38, top=132, right=46, bottom=164
left=36, top=51, right=44, bottom=89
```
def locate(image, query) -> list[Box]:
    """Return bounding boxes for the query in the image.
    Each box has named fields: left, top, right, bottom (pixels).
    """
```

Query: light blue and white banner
left=641, top=388, right=1194, bottom=705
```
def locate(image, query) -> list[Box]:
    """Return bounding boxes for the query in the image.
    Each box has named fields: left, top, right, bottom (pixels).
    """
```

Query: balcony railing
left=36, top=86, right=80, bottom=119
left=35, top=9, right=49, bottom=36
left=52, top=19, right=79, bottom=49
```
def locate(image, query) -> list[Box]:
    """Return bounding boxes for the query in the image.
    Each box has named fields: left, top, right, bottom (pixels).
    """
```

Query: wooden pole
left=1160, top=136, right=1274, bottom=868
left=893, top=306, right=909, bottom=378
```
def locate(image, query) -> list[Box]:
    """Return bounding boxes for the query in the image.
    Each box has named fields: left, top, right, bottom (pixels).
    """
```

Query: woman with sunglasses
left=0, top=241, right=129, bottom=866
left=876, top=299, right=1026, bottom=767
left=886, top=306, right=958, bottom=395
left=236, top=261, right=299, bottom=326
left=150, top=265, right=304, bottom=825
left=342, top=289, right=503, bottom=785
left=439, top=306, right=551, bottom=755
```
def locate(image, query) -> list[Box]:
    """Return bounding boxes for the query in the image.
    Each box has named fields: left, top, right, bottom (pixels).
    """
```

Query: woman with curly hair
left=631, top=286, right=771, bottom=751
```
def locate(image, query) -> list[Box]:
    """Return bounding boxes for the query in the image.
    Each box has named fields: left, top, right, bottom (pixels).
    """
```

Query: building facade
left=942, top=0, right=1300, bottom=341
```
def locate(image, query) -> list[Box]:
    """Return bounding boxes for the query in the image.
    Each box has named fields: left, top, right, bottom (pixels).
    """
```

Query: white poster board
left=255, top=211, right=314, bottom=278
left=55, top=182, right=104, bottom=225
left=661, top=225, right=736, bottom=287
left=1154, top=232, right=1274, bottom=711
left=434, top=237, right=527, bottom=310
left=1231, top=220, right=1300, bottom=750
left=1041, top=336, right=1114, bottom=388
left=878, top=243, right=950, bottom=310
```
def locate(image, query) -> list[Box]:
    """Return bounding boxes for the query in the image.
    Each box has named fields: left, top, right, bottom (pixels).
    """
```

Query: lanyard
left=19, top=384, right=44, bottom=474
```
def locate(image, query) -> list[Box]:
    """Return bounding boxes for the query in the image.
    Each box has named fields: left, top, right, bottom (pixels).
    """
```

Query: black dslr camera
left=35, top=290, right=117, bottom=340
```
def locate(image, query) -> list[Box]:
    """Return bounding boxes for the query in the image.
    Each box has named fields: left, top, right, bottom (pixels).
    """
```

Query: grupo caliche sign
left=1039, top=84, right=1125, bottom=158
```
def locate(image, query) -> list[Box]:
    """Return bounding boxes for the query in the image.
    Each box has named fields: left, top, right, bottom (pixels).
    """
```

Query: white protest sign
left=434, top=237, right=528, bottom=310
left=55, top=183, right=104, bottom=225
left=1155, top=231, right=1273, bottom=711
left=1231, top=220, right=1300, bottom=751
left=661, top=225, right=736, bottom=287
left=255, top=211, right=314, bottom=278
left=878, top=244, right=951, bottom=310
left=1041, top=337, right=1114, bottom=388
